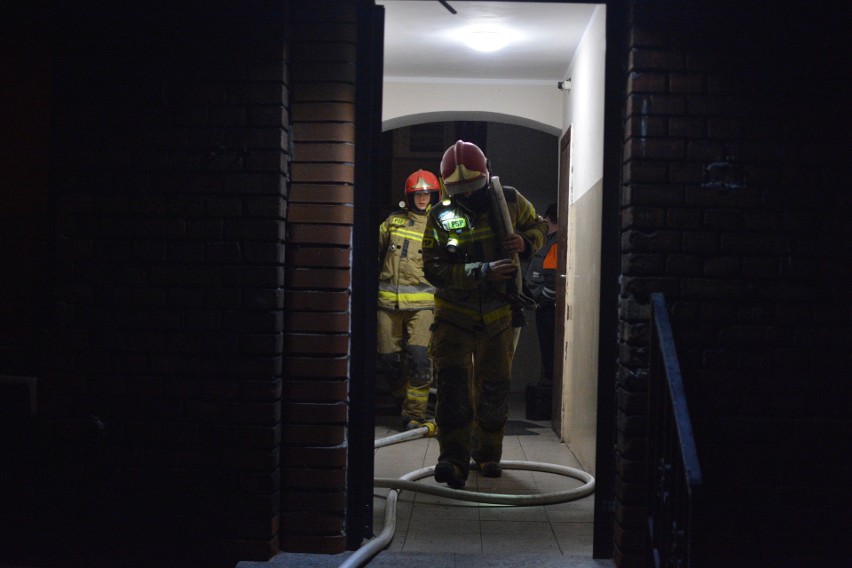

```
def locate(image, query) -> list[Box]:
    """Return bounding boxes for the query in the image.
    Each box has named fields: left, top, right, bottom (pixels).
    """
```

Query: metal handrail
left=647, top=293, right=703, bottom=567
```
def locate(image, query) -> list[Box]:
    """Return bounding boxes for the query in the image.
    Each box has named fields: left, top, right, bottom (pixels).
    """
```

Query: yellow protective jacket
left=422, top=186, right=546, bottom=336
left=378, top=208, right=436, bottom=311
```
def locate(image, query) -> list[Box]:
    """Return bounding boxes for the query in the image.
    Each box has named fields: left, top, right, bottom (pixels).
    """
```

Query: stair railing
left=646, top=293, right=703, bottom=567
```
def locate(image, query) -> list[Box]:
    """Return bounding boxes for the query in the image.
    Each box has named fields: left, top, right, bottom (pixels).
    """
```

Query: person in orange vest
left=377, top=170, right=441, bottom=430
left=525, top=203, right=559, bottom=388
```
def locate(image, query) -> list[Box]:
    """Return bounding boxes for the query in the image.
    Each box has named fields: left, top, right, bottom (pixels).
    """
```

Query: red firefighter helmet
left=404, top=169, right=440, bottom=209
left=440, top=140, right=489, bottom=196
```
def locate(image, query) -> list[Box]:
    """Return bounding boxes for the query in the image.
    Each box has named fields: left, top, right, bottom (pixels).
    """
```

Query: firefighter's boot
left=434, top=461, right=466, bottom=489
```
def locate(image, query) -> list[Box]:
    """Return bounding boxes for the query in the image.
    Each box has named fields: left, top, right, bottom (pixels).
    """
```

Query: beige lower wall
left=560, top=178, right=602, bottom=474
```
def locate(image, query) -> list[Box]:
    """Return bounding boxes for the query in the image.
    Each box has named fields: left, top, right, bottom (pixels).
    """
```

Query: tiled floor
left=243, top=392, right=612, bottom=568
left=367, top=392, right=608, bottom=565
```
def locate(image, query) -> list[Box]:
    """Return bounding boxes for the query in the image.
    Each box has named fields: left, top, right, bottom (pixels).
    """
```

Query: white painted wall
left=562, top=4, right=607, bottom=202
left=382, top=80, right=562, bottom=136
left=558, top=4, right=606, bottom=471
left=381, top=4, right=607, bottom=201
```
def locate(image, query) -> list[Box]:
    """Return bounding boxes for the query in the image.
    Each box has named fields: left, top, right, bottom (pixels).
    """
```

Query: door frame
left=360, top=0, right=626, bottom=559
left=593, top=0, right=628, bottom=557
left=348, top=0, right=385, bottom=548
left=552, top=126, right=572, bottom=435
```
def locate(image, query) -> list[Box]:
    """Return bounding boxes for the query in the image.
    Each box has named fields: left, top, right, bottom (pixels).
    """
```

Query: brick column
left=282, top=0, right=358, bottom=555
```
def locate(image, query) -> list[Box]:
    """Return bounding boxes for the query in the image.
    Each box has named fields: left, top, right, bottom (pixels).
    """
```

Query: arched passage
left=383, top=110, right=560, bottom=137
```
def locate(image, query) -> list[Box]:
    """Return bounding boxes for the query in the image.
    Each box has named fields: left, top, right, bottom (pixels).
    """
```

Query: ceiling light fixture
left=465, top=29, right=510, bottom=52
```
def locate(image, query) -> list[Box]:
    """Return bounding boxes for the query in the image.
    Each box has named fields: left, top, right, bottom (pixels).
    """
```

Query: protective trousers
left=430, top=319, right=514, bottom=475
left=376, top=308, right=434, bottom=420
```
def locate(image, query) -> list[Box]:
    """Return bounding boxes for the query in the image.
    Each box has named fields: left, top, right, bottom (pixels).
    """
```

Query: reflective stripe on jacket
left=422, top=185, right=546, bottom=336
left=378, top=208, right=435, bottom=310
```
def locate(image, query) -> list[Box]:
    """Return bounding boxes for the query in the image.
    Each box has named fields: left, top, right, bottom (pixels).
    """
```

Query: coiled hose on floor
left=338, top=424, right=596, bottom=568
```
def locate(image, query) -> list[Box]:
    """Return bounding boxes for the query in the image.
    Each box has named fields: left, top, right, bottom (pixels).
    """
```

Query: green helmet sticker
left=442, top=217, right=467, bottom=230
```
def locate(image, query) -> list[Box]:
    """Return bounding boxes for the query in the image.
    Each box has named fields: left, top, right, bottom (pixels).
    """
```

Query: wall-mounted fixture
left=702, top=155, right=747, bottom=190
left=557, top=79, right=572, bottom=92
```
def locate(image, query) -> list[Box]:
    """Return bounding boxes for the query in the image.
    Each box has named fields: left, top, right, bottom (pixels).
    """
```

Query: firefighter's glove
left=483, top=258, right=517, bottom=282
left=502, top=233, right=525, bottom=255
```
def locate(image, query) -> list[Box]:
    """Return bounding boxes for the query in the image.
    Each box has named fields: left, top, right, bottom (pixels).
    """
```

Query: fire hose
left=488, top=176, right=537, bottom=351
left=337, top=423, right=595, bottom=568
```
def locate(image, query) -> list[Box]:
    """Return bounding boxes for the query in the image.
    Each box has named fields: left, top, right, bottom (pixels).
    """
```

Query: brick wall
left=617, top=2, right=849, bottom=566
left=282, top=0, right=358, bottom=555
left=21, top=4, right=290, bottom=566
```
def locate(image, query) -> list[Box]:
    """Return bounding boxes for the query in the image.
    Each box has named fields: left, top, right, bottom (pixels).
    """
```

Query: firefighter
left=423, top=140, right=547, bottom=489
left=377, top=169, right=441, bottom=431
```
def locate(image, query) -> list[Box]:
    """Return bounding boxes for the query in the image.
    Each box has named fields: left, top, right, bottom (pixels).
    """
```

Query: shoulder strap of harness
left=501, top=185, right=518, bottom=204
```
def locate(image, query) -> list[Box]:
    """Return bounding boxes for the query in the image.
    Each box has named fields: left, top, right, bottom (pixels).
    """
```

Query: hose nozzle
left=423, top=421, right=438, bottom=437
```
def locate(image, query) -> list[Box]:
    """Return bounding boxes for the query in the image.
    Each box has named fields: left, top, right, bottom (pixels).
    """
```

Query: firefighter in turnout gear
left=378, top=169, right=441, bottom=431
left=423, top=140, right=547, bottom=488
